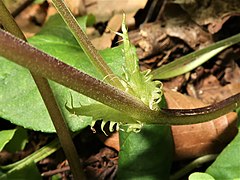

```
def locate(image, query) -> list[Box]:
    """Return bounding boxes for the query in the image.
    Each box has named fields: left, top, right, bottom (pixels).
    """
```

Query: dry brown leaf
left=164, top=89, right=238, bottom=160
left=91, top=14, right=122, bottom=50
left=164, top=4, right=213, bottom=49
left=190, top=73, right=240, bottom=104
left=85, top=0, right=147, bottom=22
left=224, top=62, right=240, bottom=84
left=98, top=132, right=120, bottom=152
left=178, top=0, right=240, bottom=34
left=65, top=0, right=86, bottom=16
left=92, top=13, right=136, bottom=50
left=15, top=2, right=48, bottom=38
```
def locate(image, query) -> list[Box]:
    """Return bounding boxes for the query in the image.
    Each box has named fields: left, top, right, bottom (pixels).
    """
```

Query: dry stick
left=0, top=1, right=85, bottom=179
left=0, top=29, right=239, bottom=125
left=42, top=166, right=71, bottom=177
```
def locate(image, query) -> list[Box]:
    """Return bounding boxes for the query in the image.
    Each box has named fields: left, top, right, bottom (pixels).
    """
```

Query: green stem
left=170, top=154, right=218, bottom=180
left=51, top=0, right=124, bottom=89
left=0, top=29, right=239, bottom=125
left=0, top=2, right=85, bottom=179
left=32, top=77, right=86, bottom=179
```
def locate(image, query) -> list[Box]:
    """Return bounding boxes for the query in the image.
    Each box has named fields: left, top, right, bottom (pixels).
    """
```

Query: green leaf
left=0, top=161, right=41, bottom=180
left=0, top=14, right=125, bottom=132
left=0, top=129, right=16, bottom=151
left=118, top=125, right=173, bottom=180
left=205, top=131, right=240, bottom=179
left=189, top=172, right=215, bottom=180
left=151, top=33, right=240, bottom=79
left=4, top=127, right=28, bottom=153
left=117, top=95, right=173, bottom=179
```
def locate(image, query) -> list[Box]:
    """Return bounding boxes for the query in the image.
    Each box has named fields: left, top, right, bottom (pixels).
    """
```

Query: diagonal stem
left=0, top=1, right=85, bottom=179
left=51, top=0, right=124, bottom=89
left=0, top=28, right=157, bottom=122
left=0, top=29, right=239, bottom=125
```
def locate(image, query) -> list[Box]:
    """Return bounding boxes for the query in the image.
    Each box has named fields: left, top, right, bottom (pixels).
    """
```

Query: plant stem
left=0, top=0, right=25, bottom=39
left=160, top=92, right=240, bottom=125
left=170, top=154, right=218, bottom=180
left=0, top=28, right=156, bottom=122
left=0, top=2, right=85, bottom=179
left=51, top=0, right=124, bottom=89
left=0, top=29, right=239, bottom=125
left=32, top=77, right=86, bottom=179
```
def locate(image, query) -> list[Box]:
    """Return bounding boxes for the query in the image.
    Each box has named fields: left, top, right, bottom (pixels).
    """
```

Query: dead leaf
left=91, top=14, right=123, bottom=50
left=65, top=0, right=86, bottom=16
left=188, top=73, right=240, bottom=104
left=164, top=89, right=238, bottom=160
left=129, top=4, right=212, bottom=60
left=92, top=13, right=137, bottom=50
left=223, top=62, right=240, bottom=84
left=85, top=0, right=147, bottom=22
left=15, top=2, right=48, bottom=38
left=178, top=0, right=240, bottom=34
left=164, top=4, right=213, bottom=49
left=98, top=132, right=120, bottom=152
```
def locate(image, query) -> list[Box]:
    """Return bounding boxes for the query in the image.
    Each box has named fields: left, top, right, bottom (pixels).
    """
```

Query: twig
left=41, top=166, right=70, bottom=177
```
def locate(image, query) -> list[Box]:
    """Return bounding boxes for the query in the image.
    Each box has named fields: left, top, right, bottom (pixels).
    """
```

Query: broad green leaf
left=206, top=131, right=240, bottom=179
left=116, top=69, right=172, bottom=180
left=0, top=161, right=41, bottom=180
left=189, top=172, right=215, bottom=180
left=118, top=125, right=173, bottom=180
left=0, top=129, right=16, bottom=151
left=4, top=127, right=28, bottom=153
left=0, top=14, right=125, bottom=132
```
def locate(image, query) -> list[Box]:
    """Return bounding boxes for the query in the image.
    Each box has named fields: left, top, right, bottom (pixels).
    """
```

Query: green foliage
left=0, top=6, right=239, bottom=179
left=0, top=14, right=125, bottom=132
left=205, top=131, right=240, bottom=179
left=0, top=127, right=27, bottom=152
left=4, top=127, right=28, bottom=153
left=118, top=125, right=173, bottom=180
left=189, top=172, right=215, bottom=180
left=151, top=33, right=240, bottom=79
left=0, top=129, right=16, bottom=151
